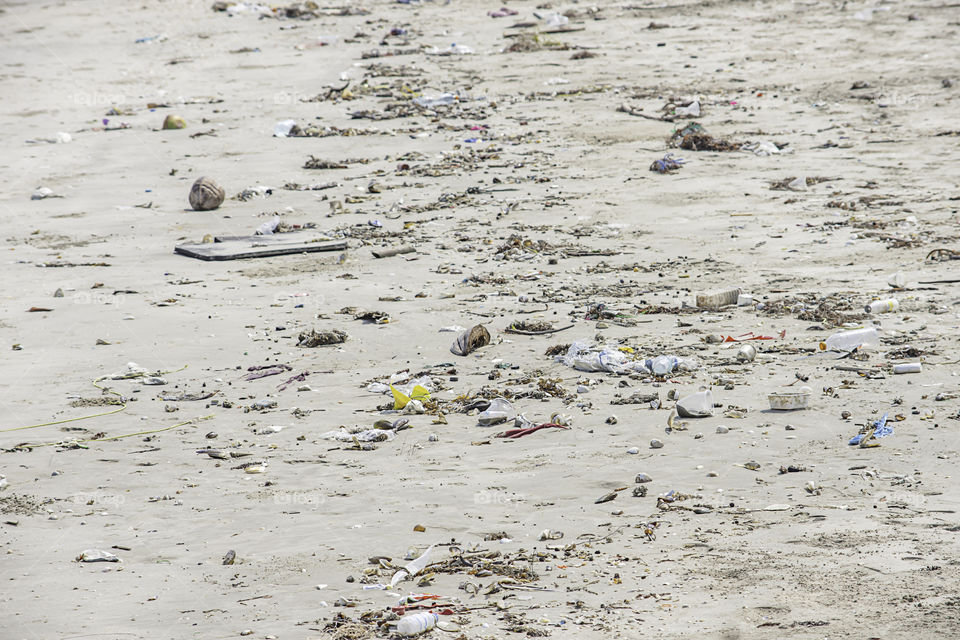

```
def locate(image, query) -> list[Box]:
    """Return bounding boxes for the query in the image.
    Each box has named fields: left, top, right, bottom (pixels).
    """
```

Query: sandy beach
left=2, top=0, right=960, bottom=638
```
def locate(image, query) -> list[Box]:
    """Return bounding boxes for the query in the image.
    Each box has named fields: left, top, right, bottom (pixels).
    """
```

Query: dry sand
left=2, top=0, right=960, bottom=638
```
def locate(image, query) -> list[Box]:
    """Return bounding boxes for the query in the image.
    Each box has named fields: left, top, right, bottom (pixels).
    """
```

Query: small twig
left=504, top=324, right=574, bottom=336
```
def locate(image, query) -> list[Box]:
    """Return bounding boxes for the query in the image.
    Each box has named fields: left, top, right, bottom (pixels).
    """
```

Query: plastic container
left=477, top=398, right=516, bottom=425
left=736, top=344, right=756, bottom=363
left=865, top=299, right=899, bottom=314
left=822, top=327, right=879, bottom=352
left=737, top=293, right=754, bottom=306
left=695, top=288, right=740, bottom=310
left=676, top=389, right=713, bottom=418
left=893, top=363, right=922, bottom=374
left=768, top=387, right=812, bottom=411
left=397, top=612, right=439, bottom=636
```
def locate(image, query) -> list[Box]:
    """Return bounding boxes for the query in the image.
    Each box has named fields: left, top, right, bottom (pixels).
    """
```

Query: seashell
left=189, top=177, right=225, bottom=211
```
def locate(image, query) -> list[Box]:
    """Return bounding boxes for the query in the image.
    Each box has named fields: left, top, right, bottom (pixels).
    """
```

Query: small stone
left=626, top=447, right=639, bottom=455
left=785, top=424, right=796, bottom=431
left=694, top=432, right=703, bottom=439
left=606, top=415, right=618, bottom=424
left=635, top=473, right=652, bottom=483
left=707, top=471, right=718, bottom=477
left=345, top=575, right=355, bottom=583
left=649, top=439, right=664, bottom=449
left=428, top=433, right=439, bottom=442
left=413, top=524, right=426, bottom=532
left=716, top=425, right=729, bottom=434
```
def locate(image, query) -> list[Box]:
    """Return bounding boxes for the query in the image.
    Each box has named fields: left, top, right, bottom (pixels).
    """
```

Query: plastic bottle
left=893, top=363, right=922, bottom=374
left=397, top=612, right=439, bottom=636
left=650, top=355, right=677, bottom=376
left=477, top=398, right=516, bottom=425
left=822, top=327, right=879, bottom=352
left=865, top=299, right=899, bottom=314
left=414, top=93, right=457, bottom=108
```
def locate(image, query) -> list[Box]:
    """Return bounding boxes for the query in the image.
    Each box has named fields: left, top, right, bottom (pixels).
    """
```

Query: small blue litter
left=849, top=413, right=891, bottom=446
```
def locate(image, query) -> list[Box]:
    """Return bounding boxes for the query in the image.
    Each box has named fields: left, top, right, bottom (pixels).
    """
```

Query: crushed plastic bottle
left=477, top=398, right=516, bottom=425
left=255, top=216, right=281, bottom=235
left=414, top=93, right=458, bottom=108
left=544, top=12, right=569, bottom=27
left=822, top=327, right=879, bottom=352
left=644, top=355, right=698, bottom=375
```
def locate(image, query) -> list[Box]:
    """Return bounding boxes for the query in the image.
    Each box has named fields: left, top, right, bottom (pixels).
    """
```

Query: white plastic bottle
left=397, top=612, right=439, bottom=636
left=822, top=327, right=879, bottom=352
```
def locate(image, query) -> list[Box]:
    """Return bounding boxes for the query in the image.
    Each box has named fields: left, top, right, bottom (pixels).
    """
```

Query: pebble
left=626, top=447, right=639, bottom=455
left=649, top=439, right=664, bottom=449
left=635, top=473, right=652, bottom=483
left=428, top=434, right=439, bottom=442
left=716, top=425, right=729, bottom=434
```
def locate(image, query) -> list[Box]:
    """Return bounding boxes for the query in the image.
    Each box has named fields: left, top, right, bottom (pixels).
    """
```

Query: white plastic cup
left=676, top=389, right=713, bottom=418
left=736, top=344, right=757, bottom=362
